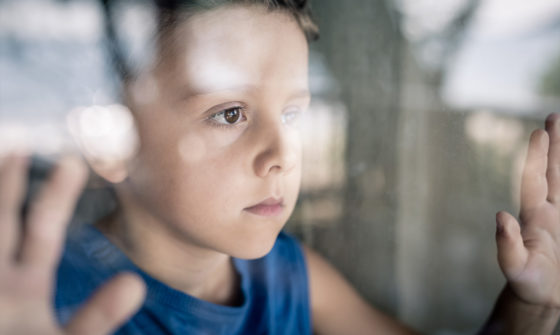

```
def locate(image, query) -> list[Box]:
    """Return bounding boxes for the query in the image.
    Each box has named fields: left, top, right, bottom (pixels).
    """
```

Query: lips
left=244, top=197, right=284, bottom=217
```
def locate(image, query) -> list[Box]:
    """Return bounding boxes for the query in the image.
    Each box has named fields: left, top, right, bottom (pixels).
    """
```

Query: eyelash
left=206, top=105, right=303, bottom=129
left=207, top=106, right=248, bottom=129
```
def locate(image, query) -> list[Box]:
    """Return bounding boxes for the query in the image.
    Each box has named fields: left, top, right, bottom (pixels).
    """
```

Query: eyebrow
left=287, top=89, right=311, bottom=101
left=183, top=84, right=258, bottom=99
left=182, top=85, right=310, bottom=101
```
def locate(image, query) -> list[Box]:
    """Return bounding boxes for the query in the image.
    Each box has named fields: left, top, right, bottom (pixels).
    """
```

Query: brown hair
left=156, top=0, right=319, bottom=41
left=102, top=0, right=319, bottom=85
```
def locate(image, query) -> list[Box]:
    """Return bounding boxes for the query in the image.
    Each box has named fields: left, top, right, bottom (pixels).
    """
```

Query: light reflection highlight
left=67, top=104, right=138, bottom=182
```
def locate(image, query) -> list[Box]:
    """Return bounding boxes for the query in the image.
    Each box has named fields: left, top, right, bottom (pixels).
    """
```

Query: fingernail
left=59, top=155, right=88, bottom=181
left=542, top=132, right=549, bottom=146
left=1, top=152, right=28, bottom=167
left=5, top=154, right=28, bottom=172
left=496, top=212, right=505, bottom=235
left=546, top=113, right=560, bottom=129
left=14, top=153, right=29, bottom=165
left=533, top=130, right=548, bottom=147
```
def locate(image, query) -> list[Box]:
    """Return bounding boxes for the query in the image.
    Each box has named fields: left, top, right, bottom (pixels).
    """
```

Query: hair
left=100, top=0, right=319, bottom=84
left=156, top=0, right=319, bottom=41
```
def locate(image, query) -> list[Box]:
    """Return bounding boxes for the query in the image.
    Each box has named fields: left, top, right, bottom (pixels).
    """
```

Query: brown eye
left=208, top=106, right=246, bottom=127
left=224, top=108, right=241, bottom=124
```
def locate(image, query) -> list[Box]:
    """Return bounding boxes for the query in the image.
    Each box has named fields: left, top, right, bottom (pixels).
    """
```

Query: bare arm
left=303, top=244, right=420, bottom=335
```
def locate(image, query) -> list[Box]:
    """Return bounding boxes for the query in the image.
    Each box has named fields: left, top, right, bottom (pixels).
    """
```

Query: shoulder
left=250, top=231, right=309, bottom=287
left=55, top=241, right=97, bottom=324
left=54, top=224, right=130, bottom=325
left=269, top=231, right=310, bottom=280
left=234, top=231, right=312, bottom=332
left=269, top=231, right=305, bottom=262
left=302, top=244, right=418, bottom=335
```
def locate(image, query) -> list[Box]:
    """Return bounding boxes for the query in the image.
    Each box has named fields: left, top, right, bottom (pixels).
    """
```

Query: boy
left=1, top=0, right=559, bottom=334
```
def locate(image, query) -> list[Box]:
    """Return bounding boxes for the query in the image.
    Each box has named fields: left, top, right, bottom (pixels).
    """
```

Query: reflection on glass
left=1, top=0, right=559, bottom=334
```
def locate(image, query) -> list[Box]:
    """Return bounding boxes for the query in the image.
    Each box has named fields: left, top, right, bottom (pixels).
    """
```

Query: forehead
left=156, top=5, right=310, bottom=94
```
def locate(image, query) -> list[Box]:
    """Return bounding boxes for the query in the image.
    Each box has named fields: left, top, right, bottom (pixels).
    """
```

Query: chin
left=225, top=228, right=282, bottom=260
left=231, top=244, right=276, bottom=260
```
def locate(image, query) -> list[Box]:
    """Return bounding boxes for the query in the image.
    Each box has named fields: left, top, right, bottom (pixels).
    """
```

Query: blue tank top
left=54, top=224, right=312, bottom=334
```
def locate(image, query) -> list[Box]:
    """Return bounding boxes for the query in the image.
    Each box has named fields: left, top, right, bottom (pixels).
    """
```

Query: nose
left=253, top=119, right=298, bottom=178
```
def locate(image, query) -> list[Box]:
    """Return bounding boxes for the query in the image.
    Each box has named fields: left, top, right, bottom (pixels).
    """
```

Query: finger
left=496, top=211, right=528, bottom=280
left=520, top=129, right=549, bottom=212
left=545, top=113, right=560, bottom=204
left=65, top=273, right=146, bottom=335
left=19, top=156, right=88, bottom=270
left=0, top=154, right=29, bottom=263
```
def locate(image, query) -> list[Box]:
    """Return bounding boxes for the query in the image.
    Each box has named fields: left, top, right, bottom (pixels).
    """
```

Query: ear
left=66, top=104, right=139, bottom=184
left=87, top=158, right=129, bottom=184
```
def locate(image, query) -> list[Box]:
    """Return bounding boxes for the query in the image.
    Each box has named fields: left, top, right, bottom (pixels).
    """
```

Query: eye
left=209, top=106, right=247, bottom=126
left=282, top=109, right=301, bottom=125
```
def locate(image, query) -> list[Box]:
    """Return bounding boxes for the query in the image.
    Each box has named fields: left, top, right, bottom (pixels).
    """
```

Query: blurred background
left=1, top=0, right=560, bottom=333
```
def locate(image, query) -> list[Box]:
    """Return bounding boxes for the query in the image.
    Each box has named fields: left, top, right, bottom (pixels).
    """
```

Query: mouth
left=244, top=197, right=284, bottom=217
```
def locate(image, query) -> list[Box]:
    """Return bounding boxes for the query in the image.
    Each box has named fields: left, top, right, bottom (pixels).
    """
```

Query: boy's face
left=123, top=5, right=309, bottom=259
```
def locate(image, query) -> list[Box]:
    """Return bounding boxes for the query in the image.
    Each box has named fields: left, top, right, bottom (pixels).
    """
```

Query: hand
left=0, top=155, right=146, bottom=335
left=496, top=113, right=560, bottom=308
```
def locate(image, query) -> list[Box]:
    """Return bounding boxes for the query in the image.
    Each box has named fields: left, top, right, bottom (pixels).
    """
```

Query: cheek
left=171, top=135, right=250, bottom=205
left=135, top=153, right=247, bottom=226
left=132, top=126, right=242, bottom=200
left=287, top=128, right=304, bottom=164
left=167, top=160, right=250, bottom=225
left=177, top=129, right=244, bottom=164
left=178, top=133, right=207, bottom=163
left=287, top=132, right=303, bottom=194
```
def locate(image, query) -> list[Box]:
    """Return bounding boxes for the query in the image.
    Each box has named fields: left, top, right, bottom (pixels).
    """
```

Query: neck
left=95, top=188, right=242, bottom=307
